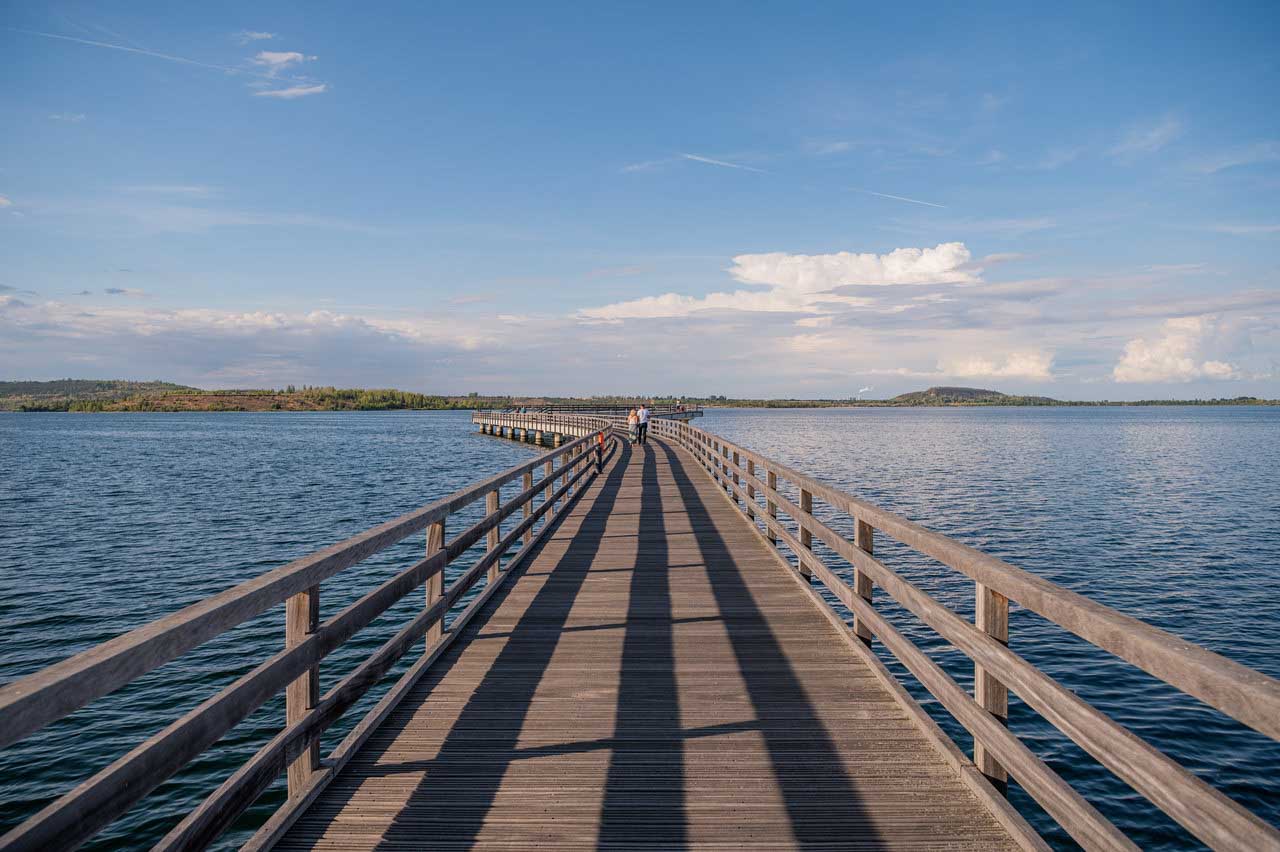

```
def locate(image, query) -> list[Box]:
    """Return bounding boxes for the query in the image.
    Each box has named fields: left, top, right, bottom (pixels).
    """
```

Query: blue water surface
left=1, top=407, right=1277, bottom=849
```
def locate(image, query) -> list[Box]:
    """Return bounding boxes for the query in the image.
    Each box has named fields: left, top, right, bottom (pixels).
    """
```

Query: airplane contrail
left=681, top=153, right=769, bottom=174
left=7, top=27, right=275, bottom=80
left=855, top=188, right=946, bottom=208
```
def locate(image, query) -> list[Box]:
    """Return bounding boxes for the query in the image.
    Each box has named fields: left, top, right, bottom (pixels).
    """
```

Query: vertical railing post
left=766, top=470, right=778, bottom=545
left=853, top=520, right=874, bottom=646
left=522, top=470, right=533, bottom=545
left=798, top=489, right=814, bottom=580
left=975, top=584, right=1010, bottom=793
left=731, top=450, right=741, bottom=503
left=425, top=519, right=446, bottom=649
left=543, top=459, right=554, bottom=518
left=486, top=489, right=500, bottom=584
left=285, top=586, right=320, bottom=796
left=745, top=458, right=756, bottom=523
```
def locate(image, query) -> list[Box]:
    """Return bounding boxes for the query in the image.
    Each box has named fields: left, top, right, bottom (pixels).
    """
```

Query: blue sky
left=2, top=1, right=1278, bottom=398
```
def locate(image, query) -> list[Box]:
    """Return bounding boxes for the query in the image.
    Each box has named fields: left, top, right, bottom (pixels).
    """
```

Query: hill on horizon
left=888, top=386, right=1061, bottom=405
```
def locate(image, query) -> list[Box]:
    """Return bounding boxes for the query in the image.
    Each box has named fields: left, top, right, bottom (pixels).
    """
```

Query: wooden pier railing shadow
left=1, top=409, right=1278, bottom=850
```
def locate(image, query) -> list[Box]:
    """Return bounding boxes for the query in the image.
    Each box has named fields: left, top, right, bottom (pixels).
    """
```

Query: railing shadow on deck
left=356, top=441, right=637, bottom=851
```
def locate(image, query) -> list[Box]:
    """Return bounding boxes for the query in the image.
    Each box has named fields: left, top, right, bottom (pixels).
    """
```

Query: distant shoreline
left=2, top=380, right=1276, bottom=412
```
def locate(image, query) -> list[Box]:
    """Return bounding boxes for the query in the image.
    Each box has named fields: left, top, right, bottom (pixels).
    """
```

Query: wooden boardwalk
left=279, top=438, right=1018, bottom=850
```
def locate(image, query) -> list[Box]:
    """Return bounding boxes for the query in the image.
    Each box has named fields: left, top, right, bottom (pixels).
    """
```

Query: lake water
left=1, top=408, right=1277, bottom=849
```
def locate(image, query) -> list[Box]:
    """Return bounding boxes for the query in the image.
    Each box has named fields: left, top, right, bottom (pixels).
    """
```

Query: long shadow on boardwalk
left=596, top=442, right=687, bottom=845
left=655, top=439, right=880, bottom=847
left=369, top=442, right=635, bottom=851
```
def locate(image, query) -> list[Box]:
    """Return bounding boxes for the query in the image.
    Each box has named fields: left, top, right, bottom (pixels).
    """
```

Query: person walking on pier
left=627, top=408, right=639, bottom=444
left=637, top=402, right=650, bottom=444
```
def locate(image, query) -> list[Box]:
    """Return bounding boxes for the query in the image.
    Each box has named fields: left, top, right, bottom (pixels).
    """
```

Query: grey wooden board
left=279, top=440, right=1018, bottom=850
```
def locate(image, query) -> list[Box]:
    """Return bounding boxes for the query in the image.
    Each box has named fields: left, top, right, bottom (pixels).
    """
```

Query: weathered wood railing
left=648, top=417, right=1280, bottom=851
left=0, top=422, right=619, bottom=852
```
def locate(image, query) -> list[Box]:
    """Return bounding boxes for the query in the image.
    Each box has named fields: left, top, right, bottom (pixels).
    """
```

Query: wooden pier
left=1, top=410, right=1278, bottom=850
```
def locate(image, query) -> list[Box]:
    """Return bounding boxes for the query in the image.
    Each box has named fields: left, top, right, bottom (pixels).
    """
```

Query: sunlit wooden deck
left=278, top=439, right=1019, bottom=850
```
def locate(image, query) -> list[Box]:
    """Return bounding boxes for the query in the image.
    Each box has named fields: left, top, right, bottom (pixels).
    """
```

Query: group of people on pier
left=627, top=404, right=650, bottom=445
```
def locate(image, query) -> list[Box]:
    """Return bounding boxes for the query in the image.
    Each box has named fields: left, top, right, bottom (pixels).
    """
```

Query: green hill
left=889, top=386, right=1060, bottom=406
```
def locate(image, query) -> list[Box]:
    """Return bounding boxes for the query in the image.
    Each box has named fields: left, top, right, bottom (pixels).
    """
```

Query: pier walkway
left=2, top=409, right=1279, bottom=851
left=279, top=438, right=1017, bottom=850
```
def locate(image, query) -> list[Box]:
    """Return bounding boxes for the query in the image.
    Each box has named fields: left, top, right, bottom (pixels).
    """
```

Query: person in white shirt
left=636, top=403, right=650, bottom=445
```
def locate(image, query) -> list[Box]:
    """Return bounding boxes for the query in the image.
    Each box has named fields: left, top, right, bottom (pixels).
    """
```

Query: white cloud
left=1190, top=141, right=1280, bottom=174
left=1113, top=316, right=1239, bottom=382
left=807, top=140, right=854, bottom=155
left=49, top=112, right=86, bottom=122
left=236, top=31, right=276, bottom=44
left=1110, top=114, right=1183, bottom=160
left=978, top=149, right=1006, bottom=166
left=938, top=350, right=1054, bottom=380
left=579, top=243, right=977, bottom=320
left=254, top=83, right=328, bottom=99
left=252, top=50, right=316, bottom=73
left=0, top=196, right=12, bottom=208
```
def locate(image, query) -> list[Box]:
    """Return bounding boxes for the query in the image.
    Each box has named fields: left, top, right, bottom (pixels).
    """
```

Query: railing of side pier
left=646, top=416, right=1280, bottom=851
left=0, top=420, right=620, bottom=852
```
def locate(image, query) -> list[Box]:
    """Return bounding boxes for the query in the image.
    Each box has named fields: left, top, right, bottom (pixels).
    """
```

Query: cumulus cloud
left=254, top=83, right=328, bottom=99
left=938, top=350, right=1054, bottom=380
left=1113, top=317, right=1238, bottom=382
left=579, top=243, right=977, bottom=321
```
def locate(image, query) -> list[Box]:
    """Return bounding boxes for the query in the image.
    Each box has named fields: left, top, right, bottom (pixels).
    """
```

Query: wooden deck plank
left=278, top=439, right=1018, bottom=850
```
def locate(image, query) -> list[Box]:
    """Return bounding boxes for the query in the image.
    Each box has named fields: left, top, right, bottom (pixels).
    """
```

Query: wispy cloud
left=253, top=83, right=328, bottom=99
left=1035, top=146, right=1084, bottom=170
left=103, top=287, right=147, bottom=297
left=1190, top=141, right=1280, bottom=174
left=49, top=112, right=86, bottom=122
left=1209, top=223, right=1280, bottom=235
left=620, top=158, right=672, bottom=173
left=977, top=149, right=1006, bottom=166
left=1110, top=114, right=1183, bottom=160
left=251, top=50, right=316, bottom=75
left=680, top=153, right=768, bottom=173
left=0, top=196, right=12, bottom=208
left=855, top=188, right=946, bottom=209
left=122, top=184, right=218, bottom=197
left=235, top=30, right=276, bottom=44
left=805, top=140, right=855, bottom=156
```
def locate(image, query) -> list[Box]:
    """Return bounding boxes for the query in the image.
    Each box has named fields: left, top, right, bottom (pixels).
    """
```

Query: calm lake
left=1, top=407, right=1277, bottom=849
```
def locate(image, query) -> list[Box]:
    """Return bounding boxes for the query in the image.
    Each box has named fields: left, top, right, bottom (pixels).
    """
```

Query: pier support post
left=535, top=430, right=543, bottom=446
left=486, top=489, right=500, bottom=584
left=766, top=470, right=778, bottom=545
left=426, top=520, right=445, bottom=649
left=975, top=584, right=1010, bottom=793
left=554, top=433, right=562, bottom=448
left=285, top=586, right=320, bottom=796
left=853, top=521, right=875, bottom=647
left=798, top=489, right=814, bottom=580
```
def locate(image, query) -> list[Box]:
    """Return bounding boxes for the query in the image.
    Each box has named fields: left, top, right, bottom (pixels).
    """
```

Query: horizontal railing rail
left=484, top=404, right=699, bottom=416
left=0, top=418, right=620, bottom=852
left=648, top=417, right=1280, bottom=852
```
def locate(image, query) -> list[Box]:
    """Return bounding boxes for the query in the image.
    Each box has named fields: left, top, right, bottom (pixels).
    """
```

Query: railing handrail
left=0, top=415, right=620, bottom=851
left=650, top=417, right=1280, bottom=850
